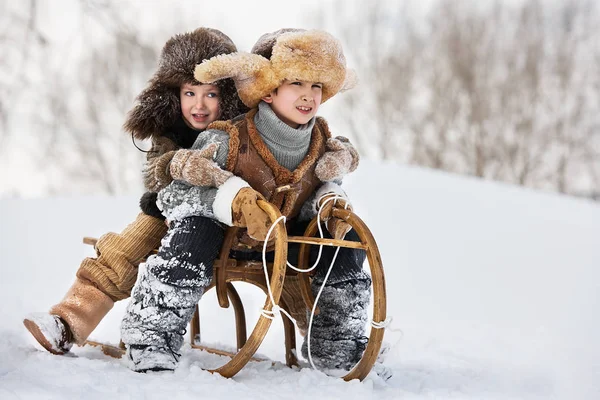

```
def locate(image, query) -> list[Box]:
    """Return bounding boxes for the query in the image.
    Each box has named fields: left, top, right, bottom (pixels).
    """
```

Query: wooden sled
left=84, top=200, right=386, bottom=381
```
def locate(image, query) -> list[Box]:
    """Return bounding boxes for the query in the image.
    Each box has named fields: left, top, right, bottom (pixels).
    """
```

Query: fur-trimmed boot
left=24, top=278, right=114, bottom=354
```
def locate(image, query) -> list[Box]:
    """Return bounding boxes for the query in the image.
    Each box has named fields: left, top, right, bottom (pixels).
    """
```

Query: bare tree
left=36, top=1, right=159, bottom=195
left=329, top=0, right=600, bottom=199
left=0, top=0, right=182, bottom=196
left=0, top=0, right=48, bottom=146
left=42, top=33, right=158, bottom=195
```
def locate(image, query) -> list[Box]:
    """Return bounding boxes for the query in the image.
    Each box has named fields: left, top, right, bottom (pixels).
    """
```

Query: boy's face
left=262, top=80, right=323, bottom=128
left=180, top=83, right=221, bottom=131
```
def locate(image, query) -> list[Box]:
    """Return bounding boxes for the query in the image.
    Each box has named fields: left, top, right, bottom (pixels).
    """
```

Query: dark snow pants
left=232, top=220, right=372, bottom=371
left=121, top=216, right=224, bottom=356
left=122, top=216, right=370, bottom=371
left=296, top=224, right=371, bottom=371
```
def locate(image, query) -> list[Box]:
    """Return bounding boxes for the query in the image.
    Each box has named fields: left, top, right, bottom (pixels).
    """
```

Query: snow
left=1, top=160, right=599, bottom=399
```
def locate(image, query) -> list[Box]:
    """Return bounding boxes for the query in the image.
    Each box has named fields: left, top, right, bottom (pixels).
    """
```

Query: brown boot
left=24, top=279, right=114, bottom=354
left=51, top=278, right=114, bottom=345
left=23, top=313, right=73, bottom=355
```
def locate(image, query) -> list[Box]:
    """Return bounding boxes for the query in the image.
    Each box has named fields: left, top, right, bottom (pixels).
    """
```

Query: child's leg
left=121, top=216, right=224, bottom=372
left=77, top=212, right=168, bottom=301
left=24, top=212, right=166, bottom=354
left=299, top=228, right=371, bottom=371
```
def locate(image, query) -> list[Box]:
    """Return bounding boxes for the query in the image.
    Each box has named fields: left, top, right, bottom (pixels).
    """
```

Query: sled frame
left=192, top=201, right=387, bottom=381
left=83, top=201, right=387, bottom=381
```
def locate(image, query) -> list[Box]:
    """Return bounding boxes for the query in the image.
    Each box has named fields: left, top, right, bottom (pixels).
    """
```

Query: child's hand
left=315, top=136, right=359, bottom=182
left=231, top=188, right=276, bottom=243
left=170, top=144, right=233, bottom=187
left=317, top=193, right=352, bottom=239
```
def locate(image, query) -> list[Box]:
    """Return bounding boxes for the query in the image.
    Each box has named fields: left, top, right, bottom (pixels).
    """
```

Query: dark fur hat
left=124, top=28, right=246, bottom=140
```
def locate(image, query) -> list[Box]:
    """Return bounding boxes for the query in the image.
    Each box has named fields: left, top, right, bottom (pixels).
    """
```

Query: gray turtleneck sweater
left=157, top=101, right=344, bottom=224
left=254, top=102, right=315, bottom=171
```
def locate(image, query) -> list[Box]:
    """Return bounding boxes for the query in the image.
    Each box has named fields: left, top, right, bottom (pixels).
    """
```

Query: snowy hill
left=1, top=160, right=599, bottom=399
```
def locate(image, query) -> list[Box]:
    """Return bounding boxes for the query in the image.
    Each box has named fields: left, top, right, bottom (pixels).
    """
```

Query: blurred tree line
left=1, top=0, right=159, bottom=195
left=1, top=0, right=599, bottom=200
left=329, top=0, right=600, bottom=200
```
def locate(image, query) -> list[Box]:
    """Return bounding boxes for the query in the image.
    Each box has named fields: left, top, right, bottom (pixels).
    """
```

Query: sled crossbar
left=287, top=236, right=367, bottom=250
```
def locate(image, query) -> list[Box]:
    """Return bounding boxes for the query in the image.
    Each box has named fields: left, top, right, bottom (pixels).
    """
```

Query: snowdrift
left=1, top=160, right=598, bottom=399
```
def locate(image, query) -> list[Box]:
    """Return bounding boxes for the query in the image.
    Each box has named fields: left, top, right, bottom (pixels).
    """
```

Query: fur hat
left=124, top=28, right=246, bottom=140
left=194, top=29, right=357, bottom=109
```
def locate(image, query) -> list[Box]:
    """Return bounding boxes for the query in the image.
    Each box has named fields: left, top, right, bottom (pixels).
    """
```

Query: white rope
left=305, top=244, right=342, bottom=371
left=282, top=194, right=345, bottom=273
left=258, top=215, right=309, bottom=353
left=371, top=316, right=392, bottom=329
left=258, top=194, right=395, bottom=373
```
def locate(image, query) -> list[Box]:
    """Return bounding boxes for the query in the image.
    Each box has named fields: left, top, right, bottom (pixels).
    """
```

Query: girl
left=23, top=27, right=247, bottom=355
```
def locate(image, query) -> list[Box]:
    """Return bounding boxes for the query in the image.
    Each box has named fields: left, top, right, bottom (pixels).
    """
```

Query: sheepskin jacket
left=156, top=104, right=347, bottom=226
left=219, top=108, right=328, bottom=218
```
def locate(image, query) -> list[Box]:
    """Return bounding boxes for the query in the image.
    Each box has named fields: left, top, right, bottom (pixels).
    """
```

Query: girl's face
left=180, top=83, right=221, bottom=130
left=262, top=80, right=323, bottom=128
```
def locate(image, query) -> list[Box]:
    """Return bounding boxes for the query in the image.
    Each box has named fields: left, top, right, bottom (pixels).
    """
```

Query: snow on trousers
left=121, top=216, right=370, bottom=370
left=233, top=222, right=372, bottom=371
left=121, top=216, right=224, bottom=357
left=296, top=227, right=371, bottom=370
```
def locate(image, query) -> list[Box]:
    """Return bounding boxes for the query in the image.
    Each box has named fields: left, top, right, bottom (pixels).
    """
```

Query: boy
left=121, top=29, right=369, bottom=373
left=23, top=28, right=246, bottom=355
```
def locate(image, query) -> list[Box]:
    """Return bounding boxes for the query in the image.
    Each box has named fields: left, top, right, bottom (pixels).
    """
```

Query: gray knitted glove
left=315, top=136, right=359, bottom=182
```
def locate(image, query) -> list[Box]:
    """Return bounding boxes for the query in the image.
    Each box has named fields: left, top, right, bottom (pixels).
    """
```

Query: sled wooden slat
left=82, top=237, right=97, bottom=246
left=227, top=283, right=248, bottom=350
left=334, top=208, right=386, bottom=381
left=288, top=236, right=367, bottom=250
left=190, top=343, right=268, bottom=363
left=191, top=283, right=247, bottom=351
left=215, top=228, right=240, bottom=309
left=84, top=340, right=124, bottom=359
left=294, top=207, right=387, bottom=381
left=82, top=339, right=268, bottom=364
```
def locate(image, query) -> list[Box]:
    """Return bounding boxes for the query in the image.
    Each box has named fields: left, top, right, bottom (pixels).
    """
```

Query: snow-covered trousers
left=231, top=222, right=371, bottom=371
left=298, top=227, right=371, bottom=371
left=121, top=216, right=224, bottom=357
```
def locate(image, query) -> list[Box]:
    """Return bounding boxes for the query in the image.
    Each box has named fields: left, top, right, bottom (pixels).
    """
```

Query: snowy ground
left=1, top=160, right=599, bottom=399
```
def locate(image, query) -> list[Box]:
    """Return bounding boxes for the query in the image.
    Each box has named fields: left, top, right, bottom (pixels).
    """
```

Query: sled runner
left=83, top=200, right=386, bottom=381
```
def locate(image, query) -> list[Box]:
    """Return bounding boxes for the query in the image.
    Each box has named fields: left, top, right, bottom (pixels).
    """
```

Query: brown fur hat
left=124, top=28, right=247, bottom=140
left=194, top=29, right=357, bottom=109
